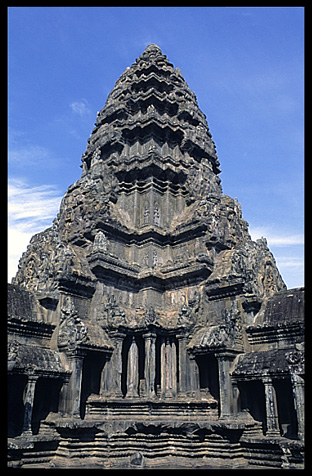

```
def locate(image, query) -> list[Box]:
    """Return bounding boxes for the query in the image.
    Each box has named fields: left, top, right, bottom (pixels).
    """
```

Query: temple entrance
left=80, top=351, right=106, bottom=419
left=238, top=380, right=266, bottom=432
left=274, top=378, right=298, bottom=438
left=196, top=353, right=219, bottom=402
left=8, top=374, right=28, bottom=437
left=120, top=333, right=179, bottom=399
left=32, top=377, right=63, bottom=434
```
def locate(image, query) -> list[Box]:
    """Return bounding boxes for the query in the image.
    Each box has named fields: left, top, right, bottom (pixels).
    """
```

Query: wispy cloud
left=70, top=99, right=91, bottom=117
left=9, top=144, right=52, bottom=168
left=275, top=256, right=304, bottom=269
left=8, top=178, right=62, bottom=282
left=249, top=226, right=304, bottom=247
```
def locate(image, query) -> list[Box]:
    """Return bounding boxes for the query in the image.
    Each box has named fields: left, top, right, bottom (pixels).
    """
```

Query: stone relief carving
left=58, top=296, right=87, bottom=351
left=143, top=203, right=150, bottom=224
left=286, top=350, right=305, bottom=374
left=144, top=307, right=157, bottom=326
left=93, top=230, right=108, bottom=253
left=105, top=295, right=126, bottom=329
left=153, top=206, right=160, bottom=226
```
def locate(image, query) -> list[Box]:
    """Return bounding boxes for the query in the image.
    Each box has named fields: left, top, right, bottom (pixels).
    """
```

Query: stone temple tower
left=8, top=45, right=304, bottom=469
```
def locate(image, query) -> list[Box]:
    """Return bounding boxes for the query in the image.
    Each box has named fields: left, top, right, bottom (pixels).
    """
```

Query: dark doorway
left=8, top=374, right=28, bottom=437
left=80, top=351, right=106, bottom=419
left=32, top=377, right=63, bottom=434
left=274, top=378, right=298, bottom=438
left=238, top=380, right=266, bottom=433
left=196, top=353, right=220, bottom=401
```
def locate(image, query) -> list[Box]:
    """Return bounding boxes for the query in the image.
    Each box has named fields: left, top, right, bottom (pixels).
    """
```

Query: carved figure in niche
left=144, top=307, right=157, bottom=326
left=144, top=204, right=150, bottom=225
left=152, top=250, right=158, bottom=267
left=221, top=301, right=240, bottom=344
left=177, top=304, right=193, bottom=328
left=176, top=245, right=188, bottom=262
left=58, top=296, right=87, bottom=351
left=105, top=295, right=125, bottom=329
left=92, top=147, right=101, bottom=163
left=24, top=257, right=36, bottom=283
left=59, top=246, right=74, bottom=275
left=93, top=230, right=108, bottom=253
left=144, top=254, right=149, bottom=267
left=153, top=206, right=160, bottom=226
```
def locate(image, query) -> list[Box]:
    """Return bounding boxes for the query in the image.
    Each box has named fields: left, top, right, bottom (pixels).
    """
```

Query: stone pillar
left=232, top=379, right=241, bottom=416
left=177, top=335, right=188, bottom=394
left=171, top=338, right=177, bottom=397
left=290, top=373, right=304, bottom=439
left=161, top=336, right=177, bottom=398
left=100, top=353, right=112, bottom=397
left=189, top=354, right=200, bottom=398
left=126, top=336, right=139, bottom=398
left=216, top=353, right=235, bottom=418
left=144, top=332, right=156, bottom=399
left=263, top=376, right=280, bottom=437
left=177, top=336, right=196, bottom=397
left=22, top=374, right=38, bottom=435
left=110, top=334, right=124, bottom=398
left=165, top=338, right=173, bottom=397
left=68, top=351, right=86, bottom=417
left=160, top=336, right=166, bottom=398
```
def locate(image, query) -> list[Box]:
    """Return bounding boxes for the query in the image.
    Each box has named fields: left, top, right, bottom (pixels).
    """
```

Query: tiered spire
left=81, top=44, right=221, bottom=185
left=13, top=44, right=285, bottom=303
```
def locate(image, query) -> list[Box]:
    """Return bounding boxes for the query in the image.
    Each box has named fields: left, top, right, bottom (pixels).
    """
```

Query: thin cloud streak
left=70, top=99, right=91, bottom=117
left=9, top=144, right=51, bottom=167
left=249, top=226, right=304, bottom=247
left=8, top=178, right=62, bottom=281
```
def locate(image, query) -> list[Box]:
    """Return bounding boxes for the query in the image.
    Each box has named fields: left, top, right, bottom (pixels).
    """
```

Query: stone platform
left=85, top=395, right=219, bottom=421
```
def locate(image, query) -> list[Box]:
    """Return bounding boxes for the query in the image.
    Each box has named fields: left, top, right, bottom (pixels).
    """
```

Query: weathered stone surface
left=8, top=44, right=304, bottom=469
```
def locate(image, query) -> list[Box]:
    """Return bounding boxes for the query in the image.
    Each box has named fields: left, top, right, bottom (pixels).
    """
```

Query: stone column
left=22, top=374, right=38, bottom=435
left=290, top=373, right=304, bottom=439
left=232, top=379, right=241, bottom=416
left=67, top=351, right=86, bottom=417
left=189, top=354, right=200, bottom=398
left=177, top=335, right=187, bottom=394
left=126, top=336, right=139, bottom=398
left=160, top=336, right=166, bottom=398
left=144, top=332, right=156, bottom=399
left=165, top=338, right=173, bottom=397
left=110, top=334, right=124, bottom=398
left=171, top=338, right=177, bottom=397
left=263, top=376, right=280, bottom=437
left=216, top=353, right=235, bottom=418
left=161, top=336, right=175, bottom=398
left=100, top=353, right=112, bottom=397
left=177, top=336, right=196, bottom=397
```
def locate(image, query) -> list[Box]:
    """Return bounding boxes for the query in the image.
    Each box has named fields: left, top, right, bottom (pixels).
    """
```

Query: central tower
left=13, top=42, right=285, bottom=410
left=9, top=45, right=302, bottom=470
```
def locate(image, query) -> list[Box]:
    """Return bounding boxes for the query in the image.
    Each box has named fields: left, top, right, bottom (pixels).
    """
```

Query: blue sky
left=8, top=6, right=304, bottom=288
